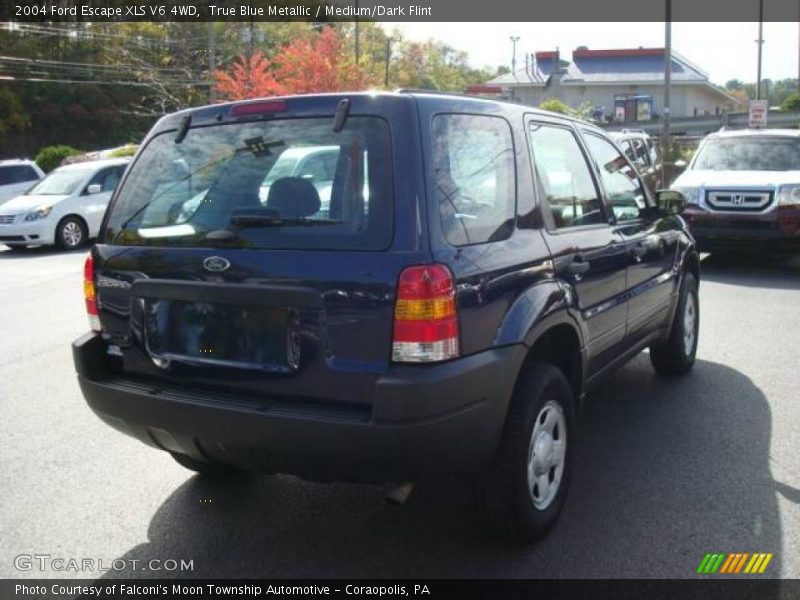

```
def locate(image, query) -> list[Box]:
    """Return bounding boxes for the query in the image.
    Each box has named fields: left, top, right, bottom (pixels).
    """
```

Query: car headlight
left=778, top=185, right=800, bottom=206
left=671, top=186, right=700, bottom=206
left=23, top=206, right=52, bottom=222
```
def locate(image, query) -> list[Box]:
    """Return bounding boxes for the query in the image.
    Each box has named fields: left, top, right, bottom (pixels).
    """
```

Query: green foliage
left=0, top=87, right=30, bottom=140
left=108, top=144, right=138, bottom=158
left=725, top=78, right=800, bottom=107
left=781, top=92, right=800, bottom=112
left=539, top=99, right=570, bottom=114
left=35, top=145, right=83, bottom=173
left=540, top=99, right=596, bottom=121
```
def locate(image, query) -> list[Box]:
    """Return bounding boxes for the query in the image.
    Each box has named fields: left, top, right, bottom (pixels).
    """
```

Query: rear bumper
left=73, top=332, right=526, bottom=481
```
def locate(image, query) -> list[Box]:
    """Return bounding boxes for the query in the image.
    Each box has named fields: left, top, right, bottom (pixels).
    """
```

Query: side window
left=21, top=166, right=40, bottom=183
left=432, top=113, right=516, bottom=246
left=297, top=151, right=338, bottom=183
left=528, top=123, right=605, bottom=229
left=0, top=166, right=39, bottom=185
left=584, top=133, right=648, bottom=222
left=86, top=167, right=122, bottom=193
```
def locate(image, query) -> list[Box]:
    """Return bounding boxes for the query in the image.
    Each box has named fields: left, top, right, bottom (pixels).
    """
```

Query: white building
left=473, top=47, right=740, bottom=122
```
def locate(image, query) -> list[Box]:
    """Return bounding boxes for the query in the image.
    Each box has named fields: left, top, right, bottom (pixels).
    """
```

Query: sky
left=382, top=22, right=799, bottom=85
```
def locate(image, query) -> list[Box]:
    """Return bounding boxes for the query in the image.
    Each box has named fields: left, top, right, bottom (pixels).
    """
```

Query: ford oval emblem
left=203, top=256, right=230, bottom=272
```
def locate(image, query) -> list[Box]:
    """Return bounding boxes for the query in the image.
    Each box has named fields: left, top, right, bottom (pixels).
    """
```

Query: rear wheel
left=479, top=362, right=575, bottom=542
left=56, top=216, right=87, bottom=250
left=171, top=453, right=239, bottom=477
left=650, top=272, right=699, bottom=376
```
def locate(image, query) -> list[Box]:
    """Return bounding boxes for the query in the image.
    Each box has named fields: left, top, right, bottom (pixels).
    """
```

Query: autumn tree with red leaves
left=213, top=27, right=374, bottom=101
left=214, top=51, right=284, bottom=100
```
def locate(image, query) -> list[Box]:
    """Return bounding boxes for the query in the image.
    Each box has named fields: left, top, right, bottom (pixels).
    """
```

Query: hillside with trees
left=0, top=22, right=503, bottom=159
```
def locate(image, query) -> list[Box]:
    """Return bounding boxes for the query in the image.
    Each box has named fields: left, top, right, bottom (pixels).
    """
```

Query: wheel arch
left=55, top=213, right=89, bottom=244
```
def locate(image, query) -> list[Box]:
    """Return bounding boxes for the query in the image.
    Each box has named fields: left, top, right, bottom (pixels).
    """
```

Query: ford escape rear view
left=73, top=92, right=700, bottom=541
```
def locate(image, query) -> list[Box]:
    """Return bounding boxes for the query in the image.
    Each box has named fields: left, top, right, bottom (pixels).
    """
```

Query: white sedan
left=0, top=158, right=129, bottom=250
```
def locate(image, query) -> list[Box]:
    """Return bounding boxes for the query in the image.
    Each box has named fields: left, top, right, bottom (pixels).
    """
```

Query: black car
left=73, top=92, right=699, bottom=541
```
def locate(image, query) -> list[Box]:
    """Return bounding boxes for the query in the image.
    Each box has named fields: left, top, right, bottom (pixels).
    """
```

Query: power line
left=0, top=75, right=211, bottom=87
left=0, top=54, right=194, bottom=74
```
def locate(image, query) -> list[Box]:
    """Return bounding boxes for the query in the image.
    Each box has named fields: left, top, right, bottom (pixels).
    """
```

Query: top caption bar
left=4, top=0, right=800, bottom=22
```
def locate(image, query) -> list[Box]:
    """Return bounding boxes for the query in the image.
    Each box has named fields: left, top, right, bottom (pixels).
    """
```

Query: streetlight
left=510, top=36, right=520, bottom=73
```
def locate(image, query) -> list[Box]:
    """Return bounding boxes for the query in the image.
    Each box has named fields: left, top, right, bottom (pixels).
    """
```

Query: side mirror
left=656, top=189, right=687, bottom=215
left=86, top=184, right=103, bottom=195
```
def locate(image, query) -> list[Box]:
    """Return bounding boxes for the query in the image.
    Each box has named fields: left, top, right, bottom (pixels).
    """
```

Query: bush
left=35, top=145, right=83, bottom=172
left=539, top=99, right=570, bottom=114
left=108, top=144, right=138, bottom=158
left=781, top=92, right=800, bottom=112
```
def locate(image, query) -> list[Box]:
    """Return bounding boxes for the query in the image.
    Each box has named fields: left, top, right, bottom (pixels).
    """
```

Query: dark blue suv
left=73, top=92, right=699, bottom=541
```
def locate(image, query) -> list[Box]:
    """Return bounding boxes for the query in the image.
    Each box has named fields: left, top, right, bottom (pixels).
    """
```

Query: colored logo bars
left=697, top=553, right=773, bottom=574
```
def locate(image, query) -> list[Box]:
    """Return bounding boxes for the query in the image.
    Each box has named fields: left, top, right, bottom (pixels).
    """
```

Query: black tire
left=650, top=272, right=699, bottom=376
left=171, top=453, right=239, bottom=477
left=55, top=216, right=87, bottom=250
left=478, top=362, right=575, bottom=543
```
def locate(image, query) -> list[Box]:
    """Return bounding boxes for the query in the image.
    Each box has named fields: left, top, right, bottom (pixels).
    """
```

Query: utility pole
left=384, top=37, right=393, bottom=87
left=355, top=0, right=360, bottom=65
left=510, top=36, right=520, bottom=73
left=756, top=0, right=764, bottom=100
left=208, top=21, right=216, bottom=103
left=662, top=0, right=671, bottom=189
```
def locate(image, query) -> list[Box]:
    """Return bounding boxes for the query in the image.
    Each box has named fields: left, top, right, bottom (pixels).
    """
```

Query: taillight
left=392, top=264, right=459, bottom=363
left=83, top=254, right=101, bottom=332
left=229, top=100, right=287, bottom=117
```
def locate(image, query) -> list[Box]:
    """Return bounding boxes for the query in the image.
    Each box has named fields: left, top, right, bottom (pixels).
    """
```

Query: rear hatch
left=92, top=94, right=426, bottom=411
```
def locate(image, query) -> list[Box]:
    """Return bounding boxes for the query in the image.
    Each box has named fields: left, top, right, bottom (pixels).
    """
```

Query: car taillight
left=229, top=100, right=287, bottom=117
left=84, top=254, right=101, bottom=332
left=392, top=264, right=459, bottom=363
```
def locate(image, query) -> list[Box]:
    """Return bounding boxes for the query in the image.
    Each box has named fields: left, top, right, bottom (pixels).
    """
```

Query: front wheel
left=650, top=272, right=699, bottom=376
left=55, top=216, right=87, bottom=250
left=478, top=362, right=575, bottom=542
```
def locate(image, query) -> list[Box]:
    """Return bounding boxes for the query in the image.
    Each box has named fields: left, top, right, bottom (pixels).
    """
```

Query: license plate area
left=143, top=299, right=296, bottom=372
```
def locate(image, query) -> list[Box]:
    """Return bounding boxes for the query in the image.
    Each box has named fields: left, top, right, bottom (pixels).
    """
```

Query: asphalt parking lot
left=0, top=246, right=798, bottom=579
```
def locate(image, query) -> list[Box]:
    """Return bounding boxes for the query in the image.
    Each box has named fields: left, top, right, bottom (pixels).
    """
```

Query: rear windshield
left=693, top=137, right=800, bottom=171
left=104, top=116, right=393, bottom=250
left=0, top=165, right=39, bottom=186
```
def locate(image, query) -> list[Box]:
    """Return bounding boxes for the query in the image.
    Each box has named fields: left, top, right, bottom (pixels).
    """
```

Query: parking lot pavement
left=0, top=247, right=798, bottom=579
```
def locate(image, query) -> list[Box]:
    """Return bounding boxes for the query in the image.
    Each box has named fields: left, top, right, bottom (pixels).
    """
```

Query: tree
left=214, top=51, right=283, bottom=100
left=781, top=92, right=800, bottom=112
left=0, top=87, right=30, bottom=140
left=271, top=27, right=374, bottom=94
left=213, top=27, right=376, bottom=101
left=391, top=39, right=493, bottom=92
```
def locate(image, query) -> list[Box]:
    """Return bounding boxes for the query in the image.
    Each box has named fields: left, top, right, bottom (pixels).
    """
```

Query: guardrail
left=606, top=110, right=800, bottom=135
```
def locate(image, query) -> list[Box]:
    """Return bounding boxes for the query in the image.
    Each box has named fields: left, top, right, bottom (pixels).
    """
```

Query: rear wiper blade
left=230, top=215, right=342, bottom=227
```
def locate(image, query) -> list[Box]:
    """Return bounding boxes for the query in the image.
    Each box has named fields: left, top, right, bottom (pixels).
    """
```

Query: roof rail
left=393, top=88, right=487, bottom=100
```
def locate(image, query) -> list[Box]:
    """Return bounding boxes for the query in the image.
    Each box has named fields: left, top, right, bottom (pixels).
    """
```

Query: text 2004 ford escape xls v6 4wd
left=73, top=92, right=699, bottom=541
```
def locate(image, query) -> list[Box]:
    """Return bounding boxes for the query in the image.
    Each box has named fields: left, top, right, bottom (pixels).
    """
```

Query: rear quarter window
left=104, top=116, right=393, bottom=251
left=432, top=113, right=516, bottom=246
left=0, top=165, right=39, bottom=185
